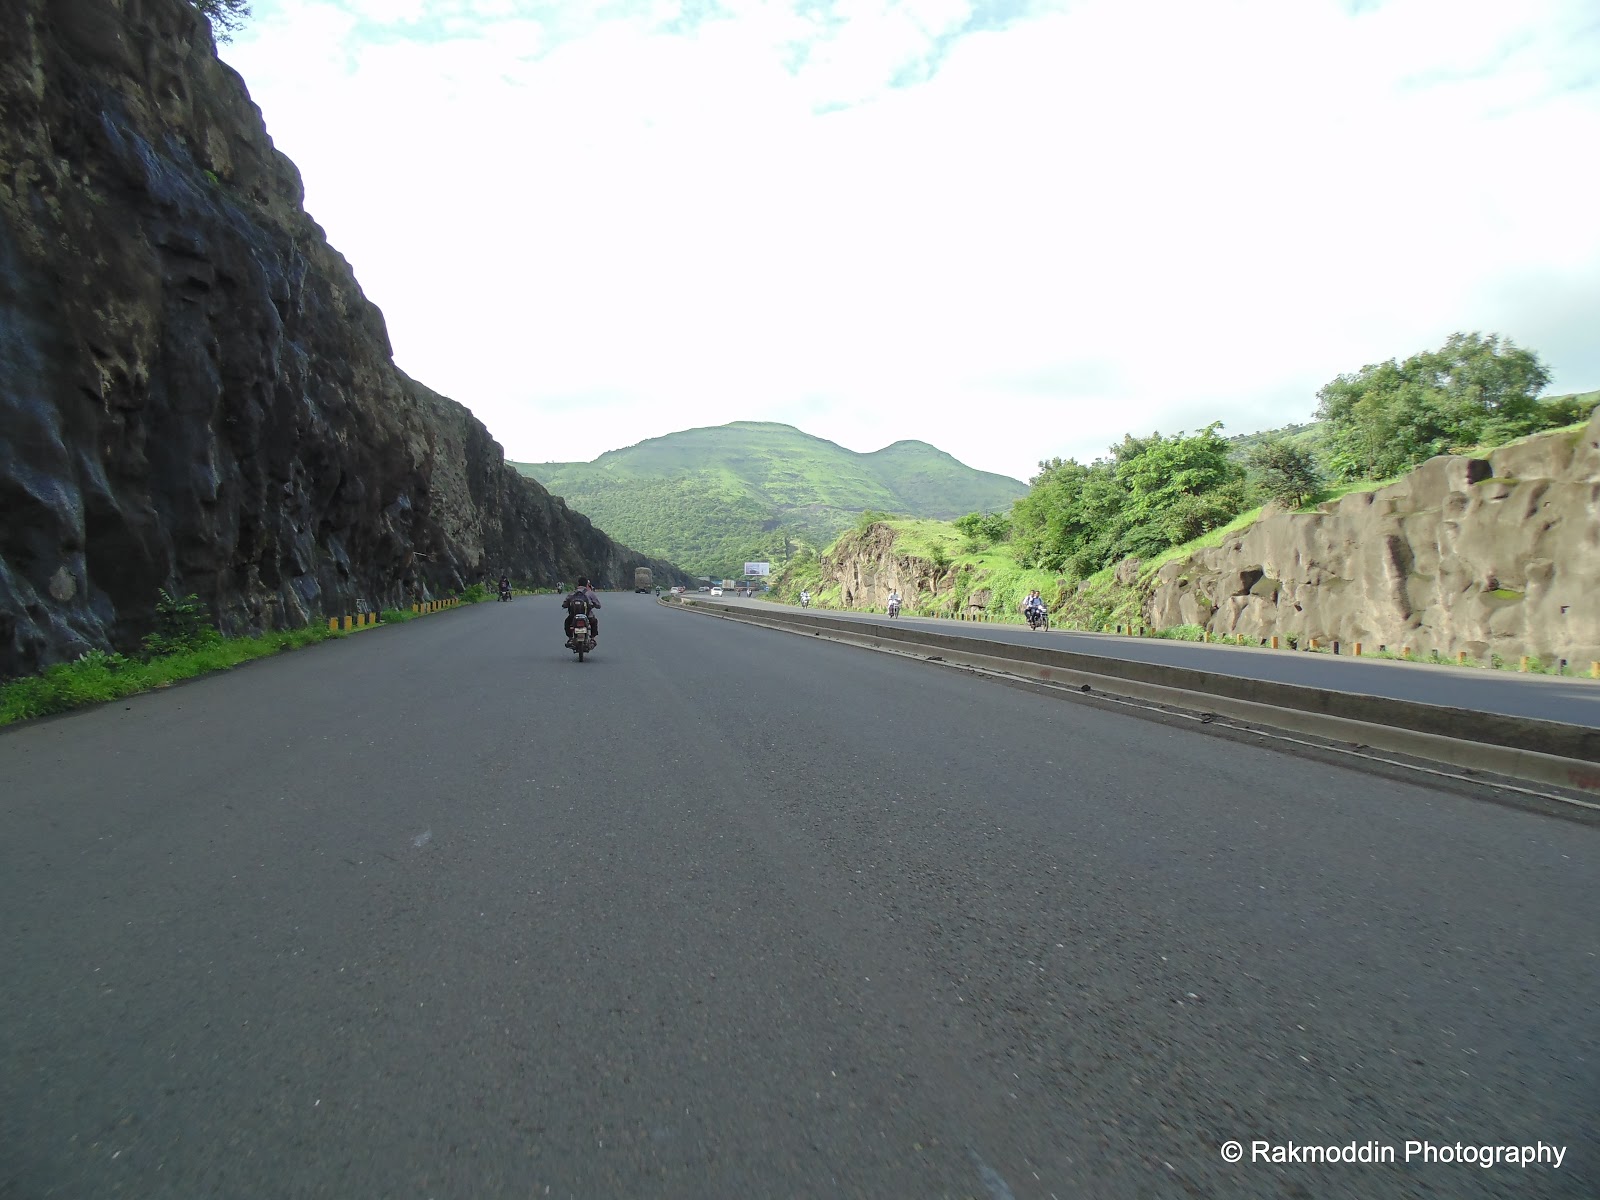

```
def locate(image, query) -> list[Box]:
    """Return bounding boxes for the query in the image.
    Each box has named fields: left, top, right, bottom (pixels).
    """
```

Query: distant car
left=699, top=586, right=711, bottom=592
left=671, top=586, right=686, bottom=595
left=710, top=587, right=723, bottom=596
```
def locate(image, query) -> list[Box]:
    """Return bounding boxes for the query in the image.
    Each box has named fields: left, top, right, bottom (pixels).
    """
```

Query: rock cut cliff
left=1145, top=412, right=1600, bottom=665
left=0, top=0, right=677, bottom=677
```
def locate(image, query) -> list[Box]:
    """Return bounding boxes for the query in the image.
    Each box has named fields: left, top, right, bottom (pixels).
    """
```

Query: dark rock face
left=0, top=0, right=678, bottom=677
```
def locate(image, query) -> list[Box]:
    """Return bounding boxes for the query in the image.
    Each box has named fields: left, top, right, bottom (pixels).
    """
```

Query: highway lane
left=1, top=593, right=1595, bottom=1198
left=729, top=595, right=1600, bottom=727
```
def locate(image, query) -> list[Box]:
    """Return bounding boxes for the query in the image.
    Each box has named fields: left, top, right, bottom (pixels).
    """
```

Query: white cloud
left=222, top=0, right=1600, bottom=482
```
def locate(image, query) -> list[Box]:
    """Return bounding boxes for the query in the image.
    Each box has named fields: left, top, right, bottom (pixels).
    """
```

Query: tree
left=1316, top=333, right=1551, bottom=481
left=1008, top=427, right=1248, bottom=578
left=1247, top=438, right=1322, bottom=509
left=954, top=511, right=1011, bottom=548
left=190, top=0, right=252, bottom=42
left=1113, top=423, right=1245, bottom=548
left=1011, top=457, right=1099, bottom=572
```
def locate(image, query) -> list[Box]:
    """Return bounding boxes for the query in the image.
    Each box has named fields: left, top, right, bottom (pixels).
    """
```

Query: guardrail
left=326, top=597, right=461, bottom=631
left=663, top=595, right=1600, bottom=804
left=1099, top=623, right=1600, bottom=679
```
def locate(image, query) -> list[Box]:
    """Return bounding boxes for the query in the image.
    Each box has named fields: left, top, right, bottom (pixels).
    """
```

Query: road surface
left=2, top=594, right=1594, bottom=1198
left=730, top=595, right=1600, bottom=727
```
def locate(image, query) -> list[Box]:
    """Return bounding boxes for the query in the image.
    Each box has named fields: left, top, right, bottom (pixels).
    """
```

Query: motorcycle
left=799, top=593, right=811, bottom=609
left=1026, top=607, right=1048, bottom=631
left=566, top=609, right=596, bottom=662
left=498, top=583, right=512, bottom=602
left=887, top=598, right=902, bottom=618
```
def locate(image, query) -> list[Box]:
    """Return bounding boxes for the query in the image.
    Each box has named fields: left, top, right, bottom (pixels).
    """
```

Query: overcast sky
left=219, top=0, right=1600, bottom=483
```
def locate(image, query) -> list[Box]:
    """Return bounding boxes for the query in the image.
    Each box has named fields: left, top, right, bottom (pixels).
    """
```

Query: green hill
left=512, top=421, right=1027, bottom=577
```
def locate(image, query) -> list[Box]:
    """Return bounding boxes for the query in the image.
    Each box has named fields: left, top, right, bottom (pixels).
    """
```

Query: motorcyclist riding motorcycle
left=562, top=577, right=601, bottom=644
left=799, top=590, right=811, bottom=608
left=1023, top=589, right=1047, bottom=630
left=887, top=590, right=902, bottom=617
left=498, top=573, right=512, bottom=601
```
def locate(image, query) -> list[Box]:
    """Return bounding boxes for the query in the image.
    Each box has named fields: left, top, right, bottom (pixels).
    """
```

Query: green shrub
left=462, top=583, right=488, bottom=603
left=141, top=589, right=220, bottom=658
left=855, top=510, right=896, bottom=533
left=954, top=511, right=1012, bottom=548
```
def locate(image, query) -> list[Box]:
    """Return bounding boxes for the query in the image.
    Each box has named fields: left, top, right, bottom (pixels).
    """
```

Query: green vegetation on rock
left=768, top=517, right=1093, bottom=627
left=1001, top=334, right=1594, bottom=587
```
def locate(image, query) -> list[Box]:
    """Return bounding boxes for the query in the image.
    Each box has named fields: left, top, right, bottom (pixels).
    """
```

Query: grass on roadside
left=1149, top=624, right=1208, bottom=641
left=0, top=626, right=342, bottom=727
left=0, top=579, right=545, bottom=729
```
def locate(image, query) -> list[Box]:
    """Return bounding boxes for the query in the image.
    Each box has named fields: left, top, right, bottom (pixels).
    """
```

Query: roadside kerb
left=666, top=597, right=1600, bottom=800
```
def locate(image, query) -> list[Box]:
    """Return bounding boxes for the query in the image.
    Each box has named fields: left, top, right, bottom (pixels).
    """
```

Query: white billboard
left=744, top=562, right=771, bottom=577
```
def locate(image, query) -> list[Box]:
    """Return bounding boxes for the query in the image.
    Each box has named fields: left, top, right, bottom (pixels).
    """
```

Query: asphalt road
left=2, top=594, right=1595, bottom=1199
left=726, top=596, right=1600, bottom=728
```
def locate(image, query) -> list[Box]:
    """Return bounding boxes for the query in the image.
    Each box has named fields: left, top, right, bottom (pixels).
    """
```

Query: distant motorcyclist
left=498, top=573, right=511, bottom=601
left=887, top=590, right=902, bottom=617
left=799, top=590, right=811, bottom=609
left=562, top=577, right=601, bottom=643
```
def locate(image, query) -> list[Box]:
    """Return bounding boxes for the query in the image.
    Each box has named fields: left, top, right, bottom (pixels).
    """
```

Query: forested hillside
left=513, top=422, right=1026, bottom=577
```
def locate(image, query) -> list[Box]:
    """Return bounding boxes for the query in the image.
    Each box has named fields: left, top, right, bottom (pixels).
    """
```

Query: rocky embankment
left=0, top=0, right=678, bottom=677
left=820, top=525, right=947, bottom=611
left=789, top=412, right=1599, bottom=667
left=1145, top=411, right=1600, bottom=666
